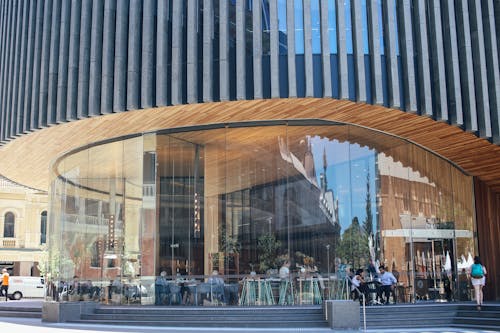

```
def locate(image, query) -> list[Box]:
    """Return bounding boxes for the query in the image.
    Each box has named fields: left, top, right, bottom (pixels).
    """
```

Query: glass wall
left=47, top=122, right=475, bottom=306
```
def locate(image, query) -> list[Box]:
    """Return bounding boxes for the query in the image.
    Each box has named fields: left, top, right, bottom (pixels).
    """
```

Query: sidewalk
left=1, top=317, right=498, bottom=333
left=0, top=317, right=498, bottom=333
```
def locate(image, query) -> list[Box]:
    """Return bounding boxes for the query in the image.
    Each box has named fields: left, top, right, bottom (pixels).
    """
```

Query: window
left=40, top=211, right=47, bottom=244
left=90, top=240, right=101, bottom=267
left=3, top=212, right=15, bottom=238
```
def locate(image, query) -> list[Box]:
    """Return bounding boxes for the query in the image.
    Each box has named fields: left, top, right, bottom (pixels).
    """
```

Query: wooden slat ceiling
left=1, top=98, right=499, bottom=192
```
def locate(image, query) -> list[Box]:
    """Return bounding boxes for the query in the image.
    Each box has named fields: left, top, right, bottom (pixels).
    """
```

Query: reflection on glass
left=48, top=123, right=475, bottom=306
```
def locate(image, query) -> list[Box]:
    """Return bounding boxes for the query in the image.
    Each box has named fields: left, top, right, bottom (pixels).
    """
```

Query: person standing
left=1, top=268, right=9, bottom=301
left=470, top=256, right=487, bottom=310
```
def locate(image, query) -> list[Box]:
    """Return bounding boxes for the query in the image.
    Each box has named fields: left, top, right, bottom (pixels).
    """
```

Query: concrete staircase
left=361, top=302, right=500, bottom=331
left=72, top=305, right=329, bottom=328
left=361, top=303, right=457, bottom=329
left=2, top=300, right=499, bottom=330
left=453, top=304, right=500, bottom=330
left=0, top=304, right=42, bottom=318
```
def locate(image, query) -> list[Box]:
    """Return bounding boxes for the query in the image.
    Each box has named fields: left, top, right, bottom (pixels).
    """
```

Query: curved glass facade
left=47, top=121, right=475, bottom=306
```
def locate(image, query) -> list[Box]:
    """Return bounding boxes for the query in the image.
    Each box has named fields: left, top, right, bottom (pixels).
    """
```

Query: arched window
left=40, top=211, right=47, bottom=244
left=3, top=212, right=15, bottom=238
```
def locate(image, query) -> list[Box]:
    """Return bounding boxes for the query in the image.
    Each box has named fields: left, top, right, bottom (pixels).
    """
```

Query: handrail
left=348, top=277, right=366, bottom=331
left=361, top=292, right=366, bottom=331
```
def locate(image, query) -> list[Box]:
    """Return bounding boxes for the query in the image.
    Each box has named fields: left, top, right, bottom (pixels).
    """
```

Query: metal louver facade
left=0, top=0, right=499, bottom=143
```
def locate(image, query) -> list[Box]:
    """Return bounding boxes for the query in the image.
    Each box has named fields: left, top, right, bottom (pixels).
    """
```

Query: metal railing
left=350, top=280, right=367, bottom=332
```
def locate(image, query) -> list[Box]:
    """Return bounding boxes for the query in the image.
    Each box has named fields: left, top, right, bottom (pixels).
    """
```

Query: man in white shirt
left=377, top=265, right=397, bottom=304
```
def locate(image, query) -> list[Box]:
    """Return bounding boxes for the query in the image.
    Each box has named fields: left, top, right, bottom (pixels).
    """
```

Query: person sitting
left=207, top=270, right=225, bottom=304
left=278, top=260, right=293, bottom=305
left=279, top=260, right=290, bottom=279
left=155, top=271, right=170, bottom=305
left=70, top=275, right=80, bottom=296
left=208, top=270, right=224, bottom=285
left=377, top=265, right=397, bottom=304
left=351, top=269, right=368, bottom=303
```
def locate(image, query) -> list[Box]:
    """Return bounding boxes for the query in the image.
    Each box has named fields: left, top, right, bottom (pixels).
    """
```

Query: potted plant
left=257, top=233, right=281, bottom=274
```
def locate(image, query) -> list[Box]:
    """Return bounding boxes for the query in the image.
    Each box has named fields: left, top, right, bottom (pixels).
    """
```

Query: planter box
left=42, top=301, right=97, bottom=323
left=324, top=300, right=359, bottom=330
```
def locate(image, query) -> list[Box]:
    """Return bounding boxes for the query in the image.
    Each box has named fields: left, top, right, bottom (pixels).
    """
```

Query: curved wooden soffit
left=0, top=98, right=499, bottom=192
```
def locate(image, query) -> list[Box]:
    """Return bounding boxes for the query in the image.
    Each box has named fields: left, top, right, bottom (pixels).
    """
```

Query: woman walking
left=470, top=256, right=487, bottom=310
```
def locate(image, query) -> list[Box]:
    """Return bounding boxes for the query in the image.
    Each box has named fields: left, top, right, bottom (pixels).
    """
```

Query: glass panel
left=451, top=167, right=474, bottom=301
left=277, top=0, right=287, bottom=54
left=286, top=124, right=348, bottom=304
left=344, top=0, right=353, bottom=54
left=328, top=0, right=337, bottom=53
left=47, top=122, right=476, bottom=307
left=294, top=0, right=304, bottom=54
left=86, top=141, right=125, bottom=303
left=311, top=0, right=321, bottom=54
left=262, top=0, right=270, bottom=55
left=40, top=211, right=47, bottom=244
left=139, top=134, right=154, bottom=304
left=377, top=0, right=384, bottom=54
left=57, top=147, right=90, bottom=302
left=225, top=126, right=288, bottom=280
left=361, top=0, right=369, bottom=54
left=365, top=128, right=410, bottom=304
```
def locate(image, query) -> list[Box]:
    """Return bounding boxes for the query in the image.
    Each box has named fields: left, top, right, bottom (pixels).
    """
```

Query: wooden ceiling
left=1, top=98, right=499, bottom=192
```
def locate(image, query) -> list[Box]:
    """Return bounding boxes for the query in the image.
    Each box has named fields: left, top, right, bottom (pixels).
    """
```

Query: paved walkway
left=0, top=299, right=498, bottom=333
left=0, top=317, right=498, bottom=333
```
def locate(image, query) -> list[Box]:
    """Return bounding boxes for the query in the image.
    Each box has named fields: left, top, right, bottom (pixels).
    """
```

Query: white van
left=7, top=276, right=45, bottom=300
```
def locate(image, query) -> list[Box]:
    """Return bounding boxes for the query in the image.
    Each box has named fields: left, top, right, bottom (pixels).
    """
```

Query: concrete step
left=359, top=303, right=500, bottom=330
left=360, top=303, right=457, bottom=329
left=0, top=303, right=42, bottom=319
left=362, top=317, right=455, bottom=329
left=71, top=319, right=329, bottom=328
left=362, top=303, right=459, bottom=313
left=456, top=310, right=500, bottom=318
left=96, top=305, right=322, bottom=314
left=361, top=309, right=455, bottom=319
left=75, top=305, right=328, bottom=328
left=453, top=305, right=500, bottom=330
left=454, top=317, right=500, bottom=325
left=83, top=312, right=325, bottom=322
left=0, top=306, right=41, bottom=312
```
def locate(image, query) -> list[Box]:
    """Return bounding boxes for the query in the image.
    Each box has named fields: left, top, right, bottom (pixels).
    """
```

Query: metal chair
left=197, top=282, right=212, bottom=305
left=168, top=283, right=182, bottom=305
left=155, top=282, right=170, bottom=305
left=367, top=281, right=383, bottom=305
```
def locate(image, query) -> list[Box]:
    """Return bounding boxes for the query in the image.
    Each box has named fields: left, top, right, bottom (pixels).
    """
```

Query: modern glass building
left=0, top=1, right=499, bottom=306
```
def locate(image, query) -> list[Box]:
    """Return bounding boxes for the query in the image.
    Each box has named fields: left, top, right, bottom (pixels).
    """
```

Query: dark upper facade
left=0, top=1, right=498, bottom=142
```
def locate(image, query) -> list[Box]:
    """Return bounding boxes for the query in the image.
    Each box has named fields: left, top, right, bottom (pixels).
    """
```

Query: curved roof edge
left=0, top=98, right=498, bottom=192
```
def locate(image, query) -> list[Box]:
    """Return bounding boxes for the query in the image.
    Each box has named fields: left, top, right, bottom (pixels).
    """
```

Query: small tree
left=257, top=233, right=281, bottom=273
left=363, top=170, right=373, bottom=236
left=337, top=217, right=369, bottom=269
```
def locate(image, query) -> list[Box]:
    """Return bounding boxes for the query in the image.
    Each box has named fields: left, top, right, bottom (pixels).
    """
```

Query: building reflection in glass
left=48, top=122, right=475, bottom=306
